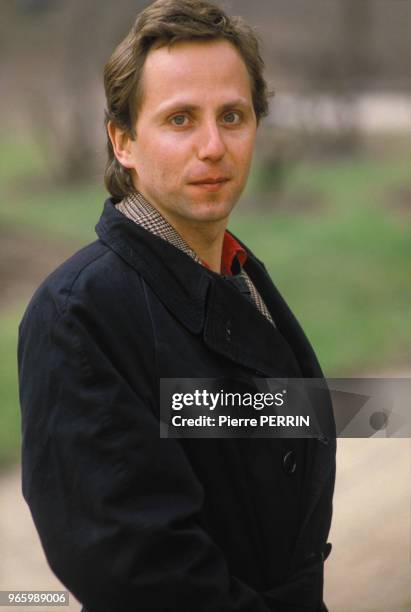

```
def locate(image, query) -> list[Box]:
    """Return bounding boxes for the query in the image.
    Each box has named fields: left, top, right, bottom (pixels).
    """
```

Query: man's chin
left=185, top=198, right=236, bottom=223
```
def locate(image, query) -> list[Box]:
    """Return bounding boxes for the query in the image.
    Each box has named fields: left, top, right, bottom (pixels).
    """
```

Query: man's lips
left=188, top=178, right=230, bottom=192
left=189, top=177, right=230, bottom=185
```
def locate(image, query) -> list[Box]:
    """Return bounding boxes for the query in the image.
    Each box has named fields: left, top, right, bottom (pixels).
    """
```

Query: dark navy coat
left=18, top=199, right=336, bottom=612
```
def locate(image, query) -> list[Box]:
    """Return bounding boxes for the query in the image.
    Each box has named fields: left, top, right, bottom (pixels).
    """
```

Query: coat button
left=225, top=320, right=232, bottom=341
left=283, top=450, right=297, bottom=475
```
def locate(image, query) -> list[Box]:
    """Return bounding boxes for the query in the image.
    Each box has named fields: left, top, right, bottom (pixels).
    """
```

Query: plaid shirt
left=116, top=191, right=274, bottom=326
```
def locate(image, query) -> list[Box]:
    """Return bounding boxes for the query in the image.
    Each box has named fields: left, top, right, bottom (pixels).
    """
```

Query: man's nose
left=196, top=120, right=226, bottom=162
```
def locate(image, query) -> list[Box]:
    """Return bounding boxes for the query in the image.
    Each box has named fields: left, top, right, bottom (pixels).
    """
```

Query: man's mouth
left=189, top=176, right=230, bottom=185
left=188, top=178, right=230, bottom=192
left=188, top=177, right=231, bottom=192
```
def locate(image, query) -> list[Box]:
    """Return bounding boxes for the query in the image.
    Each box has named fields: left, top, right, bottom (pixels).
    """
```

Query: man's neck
left=176, top=219, right=227, bottom=274
left=164, top=215, right=227, bottom=274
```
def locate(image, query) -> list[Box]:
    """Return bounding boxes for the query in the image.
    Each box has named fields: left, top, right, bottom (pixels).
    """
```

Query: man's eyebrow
left=155, top=98, right=252, bottom=116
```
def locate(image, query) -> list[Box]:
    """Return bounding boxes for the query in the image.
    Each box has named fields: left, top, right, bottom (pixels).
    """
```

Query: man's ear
left=107, top=121, right=135, bottom=169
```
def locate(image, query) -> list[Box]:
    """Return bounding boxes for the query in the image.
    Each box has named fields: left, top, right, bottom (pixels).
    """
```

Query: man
left=18, top=1, right=336, bottom=611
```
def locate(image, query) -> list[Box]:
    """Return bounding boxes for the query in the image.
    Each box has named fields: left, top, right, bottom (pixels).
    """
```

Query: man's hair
left=103, top=0, right=273, bottom=200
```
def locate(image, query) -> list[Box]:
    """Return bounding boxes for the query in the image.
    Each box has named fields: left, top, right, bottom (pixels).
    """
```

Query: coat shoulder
left=20, top=239, right=146, bottom=326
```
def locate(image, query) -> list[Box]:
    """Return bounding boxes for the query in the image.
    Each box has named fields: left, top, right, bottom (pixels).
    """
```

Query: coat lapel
left=202, top=275, right=304, bottom=378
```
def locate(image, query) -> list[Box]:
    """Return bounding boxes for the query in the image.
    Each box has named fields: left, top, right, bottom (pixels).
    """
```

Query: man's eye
left=223, top=111, right=241, bottom=124
left=170, top=115, right=189, bottom=126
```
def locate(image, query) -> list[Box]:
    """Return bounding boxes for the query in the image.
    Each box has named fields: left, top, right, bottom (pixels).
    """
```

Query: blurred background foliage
left=1, top=0, right=411, bottom=467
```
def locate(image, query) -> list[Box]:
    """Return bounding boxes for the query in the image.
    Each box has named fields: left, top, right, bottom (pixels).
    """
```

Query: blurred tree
left=292, top=0, right=376, bottom=157
left=9, top=0, right=147, bottom=185
left=15, top=0, right=56, bottom=12
left=341, top=0, right=374, bottom=90
left=334, top=0, right=376, bottom=152
left=251, top=126, right=303, bottom=211
left=40, top=0, right=147, bottom=184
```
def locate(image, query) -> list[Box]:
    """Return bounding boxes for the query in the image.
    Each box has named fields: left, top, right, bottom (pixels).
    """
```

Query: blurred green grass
left=234, top=153, right=411, bottom=373
left=0, top=135, right=410, bottom=466
left=0, top=309, right=23, bottom=467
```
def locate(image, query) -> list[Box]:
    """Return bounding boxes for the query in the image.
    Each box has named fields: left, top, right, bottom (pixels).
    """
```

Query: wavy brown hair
left=103, top=0, right=273, bottom=200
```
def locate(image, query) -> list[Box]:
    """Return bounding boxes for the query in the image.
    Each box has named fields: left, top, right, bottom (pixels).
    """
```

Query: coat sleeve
left=18, top=290, right=321, bottom=612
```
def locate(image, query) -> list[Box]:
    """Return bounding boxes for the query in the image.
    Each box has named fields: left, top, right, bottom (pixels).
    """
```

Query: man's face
left=124, top=39, right=258, bottom=229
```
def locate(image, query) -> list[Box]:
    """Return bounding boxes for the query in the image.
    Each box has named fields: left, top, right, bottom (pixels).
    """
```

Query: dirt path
left=324, top=438, right=411, bottom=612
left=1, top=437, right=410, bottom=612
left=0, top=464, right=81, bottom=611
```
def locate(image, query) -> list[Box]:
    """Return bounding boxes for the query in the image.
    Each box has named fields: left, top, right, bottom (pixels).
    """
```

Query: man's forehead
left=144, top=38, right=244, bottom=71
left=140, top=39, right=253, bottom=111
